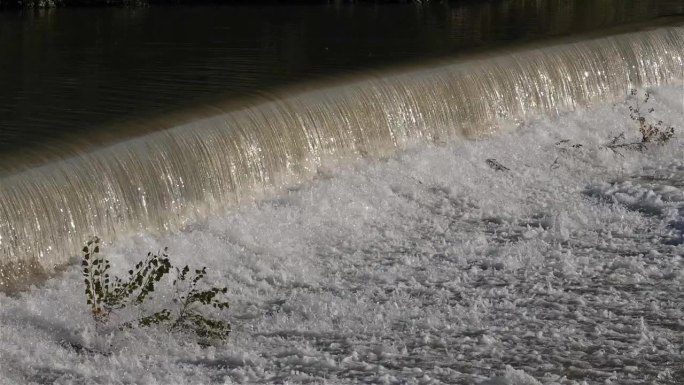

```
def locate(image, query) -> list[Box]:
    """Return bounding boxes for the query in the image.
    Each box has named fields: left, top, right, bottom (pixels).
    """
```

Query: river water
left=1, top=0, right=683, bottom=169
left=1, top=3, right=684, bottom=383
left=0, top=1, right=683, bottom=289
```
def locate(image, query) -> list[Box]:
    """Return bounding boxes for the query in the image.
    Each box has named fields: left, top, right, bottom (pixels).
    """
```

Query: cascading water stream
left=1, top=26, right=683, bottom=290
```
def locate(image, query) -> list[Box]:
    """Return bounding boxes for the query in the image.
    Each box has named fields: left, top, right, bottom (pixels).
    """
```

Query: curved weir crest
left=1, top=26, right=683, bottom=290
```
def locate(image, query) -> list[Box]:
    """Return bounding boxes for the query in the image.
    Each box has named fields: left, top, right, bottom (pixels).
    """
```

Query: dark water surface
left=0, top=0, right=683, bottom=169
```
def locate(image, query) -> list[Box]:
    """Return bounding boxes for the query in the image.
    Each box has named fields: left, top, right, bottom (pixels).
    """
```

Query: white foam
left=1, top=84, right=683, bottom=384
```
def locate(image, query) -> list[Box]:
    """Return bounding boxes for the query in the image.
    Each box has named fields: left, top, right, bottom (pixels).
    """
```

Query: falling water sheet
left=1, top=25, right=683, bottom=290
left=0, top=83, right=683, bottom=384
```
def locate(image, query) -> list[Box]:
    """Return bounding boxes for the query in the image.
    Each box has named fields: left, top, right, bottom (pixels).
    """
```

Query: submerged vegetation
left=81, top=237, right=231, bottom=342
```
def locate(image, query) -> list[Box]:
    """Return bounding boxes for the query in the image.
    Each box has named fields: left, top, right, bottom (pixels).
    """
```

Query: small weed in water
left=81, top=237, right=230, bottom=342
left=606, top=89, right=675, bottom=152
left=552, top=89, right=677, bottom=164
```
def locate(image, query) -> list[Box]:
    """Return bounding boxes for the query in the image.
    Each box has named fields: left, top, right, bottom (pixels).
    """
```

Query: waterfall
left=1, top=26, right=683, bottom=290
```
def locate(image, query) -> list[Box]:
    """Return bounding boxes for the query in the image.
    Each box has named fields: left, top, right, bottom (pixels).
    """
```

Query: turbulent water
left=1, top=26, right=684, bottom=290
left=1, top=84, right=682, bottom=385
left=1, top=7, right=684, bottom=382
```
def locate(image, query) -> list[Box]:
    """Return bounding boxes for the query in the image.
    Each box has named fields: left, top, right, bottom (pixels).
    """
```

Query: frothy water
left=1, top=26, right=683, bottom=290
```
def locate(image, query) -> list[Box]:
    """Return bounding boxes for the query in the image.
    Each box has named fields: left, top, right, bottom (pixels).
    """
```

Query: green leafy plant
left=81, top=237, right=230, bottom=342
left=167, top=266, right=230, bottom=340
